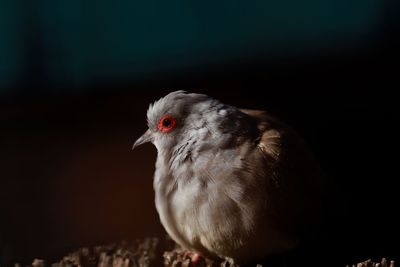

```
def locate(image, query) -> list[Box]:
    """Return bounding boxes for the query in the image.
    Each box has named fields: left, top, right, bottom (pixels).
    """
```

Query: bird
left=132, top=91, right=322, bottom=264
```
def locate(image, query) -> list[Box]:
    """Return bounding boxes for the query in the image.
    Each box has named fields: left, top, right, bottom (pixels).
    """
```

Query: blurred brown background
left=1, top=0, right=400, bottom=266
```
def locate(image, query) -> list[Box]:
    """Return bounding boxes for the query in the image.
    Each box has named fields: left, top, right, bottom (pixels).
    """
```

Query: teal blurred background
left=0, top=0, right=396, bottom=91
left=1, top=0, right=399, bottom=266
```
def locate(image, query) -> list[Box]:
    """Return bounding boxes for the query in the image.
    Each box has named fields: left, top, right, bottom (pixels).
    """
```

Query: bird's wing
left=239, top=109, right=283, bottom=161
left=241, top=109, right=323, bottom=236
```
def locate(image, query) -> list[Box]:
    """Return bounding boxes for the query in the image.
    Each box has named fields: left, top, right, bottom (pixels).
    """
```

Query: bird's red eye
left=157, top=115, right=177, bottom=133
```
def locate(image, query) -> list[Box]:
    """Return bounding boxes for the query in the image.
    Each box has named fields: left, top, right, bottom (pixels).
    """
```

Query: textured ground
left=15, top=238, right=395, bottom=267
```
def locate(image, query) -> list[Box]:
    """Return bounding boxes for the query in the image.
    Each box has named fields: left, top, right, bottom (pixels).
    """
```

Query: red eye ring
left=157, top=114, right=177, bottom=133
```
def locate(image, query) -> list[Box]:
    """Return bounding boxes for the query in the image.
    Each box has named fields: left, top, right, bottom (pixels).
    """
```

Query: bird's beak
left=132, top=129, right=153, bottom=150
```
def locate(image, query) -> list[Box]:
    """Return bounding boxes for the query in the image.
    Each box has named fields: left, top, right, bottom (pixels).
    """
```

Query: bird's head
left=133, top=90, right=258, bottom=158
left=132, top=91, right=213, bottom=153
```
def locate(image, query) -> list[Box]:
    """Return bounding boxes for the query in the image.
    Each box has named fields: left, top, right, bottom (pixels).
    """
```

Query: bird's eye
left=157, top=115, right=177, bottom=133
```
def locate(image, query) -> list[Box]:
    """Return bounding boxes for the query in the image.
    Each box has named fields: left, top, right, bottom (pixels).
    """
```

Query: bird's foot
left=183, top=251, right=203, bottom=266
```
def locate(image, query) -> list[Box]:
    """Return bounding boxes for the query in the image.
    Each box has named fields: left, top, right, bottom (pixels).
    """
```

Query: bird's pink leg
left=190, top=253, right=201, bottom=265
left=184, top=251, right=202, bottom=266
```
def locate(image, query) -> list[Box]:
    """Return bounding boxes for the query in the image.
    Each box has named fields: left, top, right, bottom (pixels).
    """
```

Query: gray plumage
left=133, top=91, right=322, bottom=264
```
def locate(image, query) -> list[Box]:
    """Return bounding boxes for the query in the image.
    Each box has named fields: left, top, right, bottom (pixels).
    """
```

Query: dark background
left=1, top=0, right=399, bottom=266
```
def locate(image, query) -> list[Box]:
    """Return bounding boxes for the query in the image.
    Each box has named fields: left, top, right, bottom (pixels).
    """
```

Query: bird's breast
left=154, top=169, right=208, bottom=243
left=153, top=155, right=209, bottom=251
left=154, top=159, right=259, bottom=256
